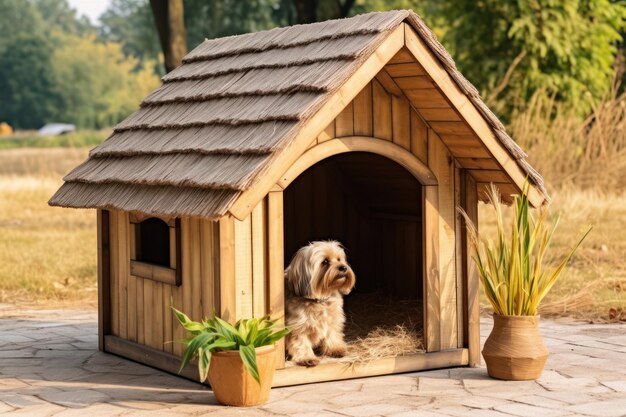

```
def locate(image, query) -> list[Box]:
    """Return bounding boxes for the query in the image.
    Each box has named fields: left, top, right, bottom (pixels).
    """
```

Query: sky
left=67, top=0, right=112, bottom=24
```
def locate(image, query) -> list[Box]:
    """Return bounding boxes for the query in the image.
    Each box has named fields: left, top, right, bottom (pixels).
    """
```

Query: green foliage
left=438, top=0, right=626, bottom=118
left=0, top=35, right=63, bottom=129
left=462, top=184, right=592, bottom=316
left=0, top=131, right=108, bottom=150
left=52, top=34, right=160, bottom=128
left=172, top=307, right=289, bottom=384
left=0, top=0, right=160, bottom=129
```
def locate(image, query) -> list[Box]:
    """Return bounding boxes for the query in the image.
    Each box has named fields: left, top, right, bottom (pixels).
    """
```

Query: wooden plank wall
left=108, top=211, right=219, bottom=356
left=234, top=199, right=268, bottom=320
left=312, top=78, right=428, bottom=167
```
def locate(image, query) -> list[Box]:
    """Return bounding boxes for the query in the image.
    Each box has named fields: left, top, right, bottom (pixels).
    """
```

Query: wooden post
left=423, top=185, right=440, bottom=352
left=97, top=209, right=111, bottom=351
left=267, top=190, right=286, bottom=368
left=463, top=174, right=480, bottom=366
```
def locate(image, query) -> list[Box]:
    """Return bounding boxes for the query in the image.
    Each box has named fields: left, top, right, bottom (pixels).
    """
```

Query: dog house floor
left=285, top=292, right=424, bottom=367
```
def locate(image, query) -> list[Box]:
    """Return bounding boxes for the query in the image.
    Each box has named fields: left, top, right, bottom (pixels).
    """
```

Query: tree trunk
left=293, top=0, right=318, bottom=24
left=150, top=0, right=187, bottom=73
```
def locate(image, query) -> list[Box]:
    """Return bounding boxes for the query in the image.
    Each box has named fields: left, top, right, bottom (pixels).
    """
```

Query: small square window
left=129, top=213, right=181, bottom=286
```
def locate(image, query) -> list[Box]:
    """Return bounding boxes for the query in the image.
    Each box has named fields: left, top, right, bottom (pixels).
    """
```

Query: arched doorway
left=283, top=150, right=427, bottom=363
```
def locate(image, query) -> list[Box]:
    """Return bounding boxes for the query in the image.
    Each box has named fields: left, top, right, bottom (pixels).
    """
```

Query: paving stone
left=601, top=380, right=626, bottom=392
left=336, top=403, right=412, bottom=417
left=388, top=411, right=449, bottom=417
left=494, top=402, right=572, bottom=417
left=566, top=398, right=626, bottom=417
left=51, top=403, right=127, bottom=416
left=457, top=395, right=510, bottom=409
left=37, top=389, right=111, bottom=407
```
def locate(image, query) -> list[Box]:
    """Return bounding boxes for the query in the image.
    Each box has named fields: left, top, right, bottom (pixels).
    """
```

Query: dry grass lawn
left=0, top=147, right=624, bottom=321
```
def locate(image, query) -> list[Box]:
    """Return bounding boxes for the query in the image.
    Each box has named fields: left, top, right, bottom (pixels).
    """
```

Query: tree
left=0, top=35, right=62, bottom=129
left=438, top=0, right=626, bottom=117
left=52, top=34, right=161, bottom=128
left=149, top=0, right=187, bottom=72
left=291, top=0, right=355, bottom=23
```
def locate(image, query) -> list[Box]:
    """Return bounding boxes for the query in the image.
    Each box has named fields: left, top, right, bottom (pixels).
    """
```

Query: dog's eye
left=322, top=259, right=329, bottom=266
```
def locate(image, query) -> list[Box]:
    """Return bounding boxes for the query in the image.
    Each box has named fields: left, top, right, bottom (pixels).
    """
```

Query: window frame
left=129, top=212, right=182, bottom=286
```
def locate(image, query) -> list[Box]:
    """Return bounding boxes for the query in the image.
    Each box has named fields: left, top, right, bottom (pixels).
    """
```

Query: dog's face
left=286, top=241, right=356, bottom=299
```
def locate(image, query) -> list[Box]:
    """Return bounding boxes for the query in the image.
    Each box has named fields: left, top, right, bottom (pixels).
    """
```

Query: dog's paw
left=296, top=357, right=320, bottom=367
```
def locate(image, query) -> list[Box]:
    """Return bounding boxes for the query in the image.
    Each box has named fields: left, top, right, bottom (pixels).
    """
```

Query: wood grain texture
left=392, top=95, right=411, bottom=150
left=97, top=210, right=111, bottom=351
left=423, top=185, right=440, bottom=352
left=251, top=201, right=267, bottom=317
left=235, top=214, right=253, bottom=319
left=335, top=101, right=354, bottom=137
left=318, top=120, right=335, bottom=143
left=353, top=83, right=373, bottom=136
left=219, top=216, right=236, bottom=322
left=428, top=131, right=458, bottom=350
left=267, top=191, right=285, bottom=368
left=109, top=211, right=119, bottom=337
left=410, top=109, right=428, bottom=163
left=372, top=79, right=392, bottom=141
left=464, top=174, right=480, bottom=366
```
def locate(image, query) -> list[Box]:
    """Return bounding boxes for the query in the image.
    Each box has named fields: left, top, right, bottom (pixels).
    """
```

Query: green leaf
left=239, top=343, right=260, bottom=384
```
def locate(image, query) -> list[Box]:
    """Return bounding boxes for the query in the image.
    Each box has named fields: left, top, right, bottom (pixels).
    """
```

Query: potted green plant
left=462, top=184, right=591, bottom=380
left=172, top=307, right=289, bottom=406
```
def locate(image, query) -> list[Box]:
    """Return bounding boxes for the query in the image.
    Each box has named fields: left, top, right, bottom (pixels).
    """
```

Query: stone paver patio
left=1, top=304, right=625, bottom=417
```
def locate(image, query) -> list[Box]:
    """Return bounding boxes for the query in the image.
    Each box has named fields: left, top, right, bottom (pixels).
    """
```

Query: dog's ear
left=285, top=248, right=312, bottom=297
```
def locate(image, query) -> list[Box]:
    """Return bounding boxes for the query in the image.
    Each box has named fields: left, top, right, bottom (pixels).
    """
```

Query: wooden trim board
left=104, top=334, right=468, bottom=388
left=402, top=23, right=544, bottom=207
left=278, top=136, right=438, bottom=188
left=97, top=209, right=111, bottom=351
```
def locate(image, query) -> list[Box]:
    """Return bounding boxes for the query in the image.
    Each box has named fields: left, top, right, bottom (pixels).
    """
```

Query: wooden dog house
left=50, top=10, right=547, bottom=386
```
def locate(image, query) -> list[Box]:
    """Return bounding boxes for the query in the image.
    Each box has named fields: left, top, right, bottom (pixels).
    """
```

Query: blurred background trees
left=1, top=0, right=625, bottom=130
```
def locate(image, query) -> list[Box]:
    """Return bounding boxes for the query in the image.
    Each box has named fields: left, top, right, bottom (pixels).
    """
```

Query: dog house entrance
left=284, top=152, right=425, bottom=366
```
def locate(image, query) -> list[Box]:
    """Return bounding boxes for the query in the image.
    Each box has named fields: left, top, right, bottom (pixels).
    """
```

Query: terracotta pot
left=482, top=314, right=548, bottom=381
left=208, top=345, right=277, bottom=406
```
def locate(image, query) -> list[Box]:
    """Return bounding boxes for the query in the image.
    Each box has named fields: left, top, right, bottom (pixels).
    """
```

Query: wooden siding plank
left=394, top=76, right=434, bottom=90
left=252, top=201, right=267, bottom=317
left=109, top=211, right=119, bottom=337
left=117, top=211, right=129, bottom=340
left=392, top=96, right=411, bottom=150
left=428, top=131, right=458, bottom=350
left=143, top=278, right=154, bottom=348
left=423, top=186, right=440, bottom=352
left=456, top=158, right=500, bottom=170
left=404, top=88, right=449, bottom=108
left=267, top=191, right=285, bottom=369
left=201, top=220, right=217, bottom=319
left=388, top=47, right=415, bottom=64
left=410, top=109, right=428, bottom=164
left=353, top=83, right=373, bottom=136
left=375, top=69, right=403, bottom=96
left=455, top=168, right=464, bottom=348
left=430, top=121, right=473, bottom=136
left=468, top=169, right=511, bottom=183
left=136, top=276, right=145, bottom=345
left=373, top=79, right=392, bottom=141
left=318, top=120, right=335, bottom=143
left=181, top=218, right=193, bottom=324
left=219, top=217, right=237, bottom=322
left=97, top=210, right=111, bottom=351
left=335, top=101, right=354, bottom=137
left=464, top=174, right=480, bottom=366
left=385, top=62, right=425, bottom=77
left=171, top=277, right=184, bottom=356
left=235, top=214, right=253, bottom=319
left=418, top=108, right=462, bottom=122
left=190, top=218, right=202, bottom=321
left=153, top=282, right=164, bottom=350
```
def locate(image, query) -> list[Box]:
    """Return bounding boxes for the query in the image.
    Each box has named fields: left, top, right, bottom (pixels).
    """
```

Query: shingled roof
left=49, top=10, right=546, bottom=219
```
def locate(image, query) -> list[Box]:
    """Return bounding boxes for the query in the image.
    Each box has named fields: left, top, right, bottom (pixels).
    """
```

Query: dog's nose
left=338, top=265, right=347, bottom=273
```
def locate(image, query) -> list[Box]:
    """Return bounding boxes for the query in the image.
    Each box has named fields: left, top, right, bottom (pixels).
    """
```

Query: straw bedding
left=285, top=293, right=424, bottom=367
left=49, top=10, right=546, bottom=218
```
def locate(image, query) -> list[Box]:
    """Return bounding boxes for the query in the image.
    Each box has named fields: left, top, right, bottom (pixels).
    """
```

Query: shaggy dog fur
left=284, top=241, right=356, bottom=367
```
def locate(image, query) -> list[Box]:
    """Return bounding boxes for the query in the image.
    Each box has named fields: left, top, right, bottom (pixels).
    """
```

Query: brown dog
left=284, top=241, right=356, bottom=366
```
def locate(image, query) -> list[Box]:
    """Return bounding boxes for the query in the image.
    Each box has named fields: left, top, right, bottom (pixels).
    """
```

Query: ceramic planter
left=208, top=345, right=277, bottom=406
left=482, top=314, right=548, bottom=381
